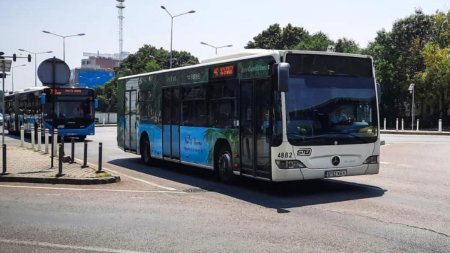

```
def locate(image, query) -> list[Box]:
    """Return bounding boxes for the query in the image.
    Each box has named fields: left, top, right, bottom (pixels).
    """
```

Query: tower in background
left=116, top=0, right=125, bottom=61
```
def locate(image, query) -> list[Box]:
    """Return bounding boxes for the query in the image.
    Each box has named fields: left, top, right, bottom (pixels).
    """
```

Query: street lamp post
left=18, top=49, right=52, bottom=87
left=408, top=83, right=415, bottom=130
left=200, top=42, right=233, bottom=55
left=42, top=30, right=85, bottom=61
left=160, top=6, right=195, bottom=68
left=11, top=64, right=26, bottom=92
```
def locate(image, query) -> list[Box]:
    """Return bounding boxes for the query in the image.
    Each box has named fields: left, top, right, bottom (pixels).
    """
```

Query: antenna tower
left=116, top=0, right=125, bottom=60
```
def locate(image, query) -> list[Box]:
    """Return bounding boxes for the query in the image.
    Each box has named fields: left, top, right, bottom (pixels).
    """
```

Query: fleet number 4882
left=277, top=152, right=293, bottom=158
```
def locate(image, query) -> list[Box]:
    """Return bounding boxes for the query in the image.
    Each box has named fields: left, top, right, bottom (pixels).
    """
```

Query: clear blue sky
left=1, top=0, right=449, bottom=91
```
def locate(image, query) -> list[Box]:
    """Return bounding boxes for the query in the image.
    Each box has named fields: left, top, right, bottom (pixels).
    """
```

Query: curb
left=380, top=130, right=450, bottom=136
left=0, top=174, right=121, bottom=185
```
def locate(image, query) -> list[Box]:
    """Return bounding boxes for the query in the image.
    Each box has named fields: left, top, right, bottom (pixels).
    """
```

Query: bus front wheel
left=216, top=146, right=234, bottom=183
left=140, top=137, right=151, bottom=165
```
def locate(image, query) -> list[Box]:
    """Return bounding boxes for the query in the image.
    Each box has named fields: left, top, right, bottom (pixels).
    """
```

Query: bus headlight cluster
left=275, top=160, right=306, bottom=169
left=363, top=155, right=378, bottom=164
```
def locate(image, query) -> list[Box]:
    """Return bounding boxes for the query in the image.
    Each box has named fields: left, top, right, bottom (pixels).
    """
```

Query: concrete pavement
left=0, top=145, right=120, bottom=185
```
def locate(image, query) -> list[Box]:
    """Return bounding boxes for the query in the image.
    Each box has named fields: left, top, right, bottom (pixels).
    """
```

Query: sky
left=1, top=0, right=449, bottom=91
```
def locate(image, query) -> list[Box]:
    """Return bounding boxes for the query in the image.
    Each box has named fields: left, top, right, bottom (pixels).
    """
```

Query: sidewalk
left=380, top=129, right=450, bottom=136
left=0, top=146, right=120, bottom=185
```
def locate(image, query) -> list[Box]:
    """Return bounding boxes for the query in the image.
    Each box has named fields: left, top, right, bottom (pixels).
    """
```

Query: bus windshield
left=45, top=96, right=93, bottom=120
left=285, top=75, right=378, bottom=145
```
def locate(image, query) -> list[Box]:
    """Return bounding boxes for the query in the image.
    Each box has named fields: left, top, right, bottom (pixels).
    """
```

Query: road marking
left=0, top=237, right=147, bottom=253
left=0, top=184, right=186, bottom=194
left=75, top=158, right=177, bottom=191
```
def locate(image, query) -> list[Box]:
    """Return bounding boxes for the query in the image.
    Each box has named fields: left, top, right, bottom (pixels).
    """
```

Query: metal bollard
left=20, top=125, right=24, bottom=147
left=57, top=144, right=64, bottom=177
left=401, top=118, right=404, bottom=131
left=2, top=144, right=6, bottom=175
left=438, top=119, right=442, bottom=132
left=61, top=137, right=65, bottom=156
left=37, top=127, right=42, bottom=152
left=70, top=138, right=75, bottom=163
left=395, top=118, right=399, bottom=131
left=416, top=119, right=419, bottom=131
left=97, top=142, right=103, bottom=173
left=44, top=129, right=49, bottom=154
left=53, top=129, right=58, bottom=156
left=31, top=127, right=35, bottom=150
left=82, top=140, right=88, bottom=168
left=383, top=118, right=386, bottom=130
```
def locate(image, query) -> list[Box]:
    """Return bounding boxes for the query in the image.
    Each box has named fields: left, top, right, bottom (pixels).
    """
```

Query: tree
left=246, top=24, right=308, bottom=49
left=334, top=38, right=360, bottom=53
left=416, top=43, right=450, bottom=120
left=295, top=32, right=334, bottom=51
left=96, top=45, right=199, bottom=112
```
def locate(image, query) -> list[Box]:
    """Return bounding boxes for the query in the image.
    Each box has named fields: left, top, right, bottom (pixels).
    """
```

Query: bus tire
left=140, top=136, right=151, bottom=165
left=215, top=146, right=234, bottom=183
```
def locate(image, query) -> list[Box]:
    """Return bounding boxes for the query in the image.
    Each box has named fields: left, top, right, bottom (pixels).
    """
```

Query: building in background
left=70, top=51, right=129, bottom=88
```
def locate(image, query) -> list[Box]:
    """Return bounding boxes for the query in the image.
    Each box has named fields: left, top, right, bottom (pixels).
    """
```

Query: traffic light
left=28, top=54, right=31, bottom=62
left=13, top=53, right=16, bottom=61
left=0, top=51, right=4, bottom=59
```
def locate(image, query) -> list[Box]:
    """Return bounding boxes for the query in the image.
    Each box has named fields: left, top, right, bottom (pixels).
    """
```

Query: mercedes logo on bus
left=331, top=156, right=340, bottom=166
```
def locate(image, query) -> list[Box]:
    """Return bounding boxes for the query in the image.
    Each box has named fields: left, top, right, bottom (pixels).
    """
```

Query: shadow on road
left=109, top=157, right=386, bottom=212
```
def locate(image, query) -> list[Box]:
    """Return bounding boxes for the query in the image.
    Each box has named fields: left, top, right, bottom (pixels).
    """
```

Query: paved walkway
left=0, top=145, right=119, bottom=184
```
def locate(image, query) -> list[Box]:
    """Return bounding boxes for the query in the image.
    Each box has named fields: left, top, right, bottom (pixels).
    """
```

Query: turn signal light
left=275, top=160, right=306, bottom=169
left=363, top=155, right=378, bottom=164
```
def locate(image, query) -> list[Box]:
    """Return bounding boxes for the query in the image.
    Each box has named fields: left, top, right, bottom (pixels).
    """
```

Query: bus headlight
left=275, top=160, right=306, bottom=169
left=363, top=155, right=378, bottom=164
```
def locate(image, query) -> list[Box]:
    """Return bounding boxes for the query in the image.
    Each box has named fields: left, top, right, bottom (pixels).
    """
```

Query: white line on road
left=0, top=184, right=186, bottom=194
left=75, top=158, right=177, bottom=191
left=0, top=237, right=148, bottom=253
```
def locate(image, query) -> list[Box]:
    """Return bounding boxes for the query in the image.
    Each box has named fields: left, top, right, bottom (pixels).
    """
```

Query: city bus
left=117, top=49, right=380, bottom=182
left=5, top=86, right=96, bottom=140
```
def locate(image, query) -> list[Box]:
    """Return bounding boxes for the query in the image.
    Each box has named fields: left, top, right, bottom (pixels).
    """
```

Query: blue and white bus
left=117, top=50, right=380, bottom=182
left=5, top=86, right=96, bottom=140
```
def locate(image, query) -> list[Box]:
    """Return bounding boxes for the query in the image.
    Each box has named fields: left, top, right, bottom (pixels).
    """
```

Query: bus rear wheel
left=216, top=146, right=234, bottom=183
left=140, top=137, right=151, bottom=165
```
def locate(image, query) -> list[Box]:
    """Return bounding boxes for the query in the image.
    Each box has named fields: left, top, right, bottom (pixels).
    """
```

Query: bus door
left=240, top=79, right=272, bottom=179
left=124, top=89, right=138, bottom=151
left=162, top=87, right=180, bottom=159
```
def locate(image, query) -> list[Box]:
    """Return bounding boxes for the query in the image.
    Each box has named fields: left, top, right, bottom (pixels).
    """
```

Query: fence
left=95, top=112, right=117, bottom=125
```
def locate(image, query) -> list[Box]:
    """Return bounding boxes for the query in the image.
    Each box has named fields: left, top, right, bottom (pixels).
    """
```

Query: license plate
left=325, top=169, right=347, bottom=178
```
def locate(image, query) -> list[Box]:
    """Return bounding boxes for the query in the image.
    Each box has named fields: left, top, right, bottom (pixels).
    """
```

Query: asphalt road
left=0, top=129, right=449, bottom=252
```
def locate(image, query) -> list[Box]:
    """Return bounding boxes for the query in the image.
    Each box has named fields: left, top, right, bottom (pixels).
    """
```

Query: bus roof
left=118, top=49, right=372, bottom=80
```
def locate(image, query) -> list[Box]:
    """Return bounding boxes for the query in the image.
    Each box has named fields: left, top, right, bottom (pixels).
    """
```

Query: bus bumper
left=271, top=164, right=379, bottom=182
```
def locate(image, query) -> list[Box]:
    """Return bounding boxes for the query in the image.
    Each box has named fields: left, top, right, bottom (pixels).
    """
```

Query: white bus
left=117, top=49, right=380, bottom=182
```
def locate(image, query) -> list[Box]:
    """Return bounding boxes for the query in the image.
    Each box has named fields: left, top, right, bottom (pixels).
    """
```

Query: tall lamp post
left=18, top=49, right=52, bottom=87
left=11, top=64, right=26, bottom=92
left=200, top=42, right=232, bottom=55
left=408, top=83, right=415, bottom=130
left=160, top=6, right=195, bottom=68
left=42, top=30, right=85, bottom=61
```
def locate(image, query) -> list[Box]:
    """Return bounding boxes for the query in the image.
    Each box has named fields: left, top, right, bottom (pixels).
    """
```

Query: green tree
left=295, top=32, right=334, bottom=51
left=96, top=44, right=199, bottom=112
left=334, top=38, right=360, bottom=53
left=416, top=43, right=450, bottom=119
left=246, top=23, right=308, bottom=49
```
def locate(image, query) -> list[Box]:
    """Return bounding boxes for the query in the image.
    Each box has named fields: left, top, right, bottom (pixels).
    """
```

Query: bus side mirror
left=376, top=83, right=382, bottom=104
left=94, top=99, right=99, bottom=109
left=41, top=94, right=46, bottom=105
left=273, top=63, right=290, bottom=92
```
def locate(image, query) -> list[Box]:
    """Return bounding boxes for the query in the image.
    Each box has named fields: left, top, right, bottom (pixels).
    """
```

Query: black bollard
left=2, top=144, right=6, bottom=175
left=57, top=144, right=64, bottom=177
left=61, top=137, right=65, bottom=156
left=97, top=142, right=103, bottom=173
left=70, top=138, right=75, bottom=164
left=82, top=140, right=88, bottom=168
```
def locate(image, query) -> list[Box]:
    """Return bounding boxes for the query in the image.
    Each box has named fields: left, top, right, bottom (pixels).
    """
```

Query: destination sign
left=48, top=88, right=90, bottom=96
left=211, top=65, right=235, bottom=79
